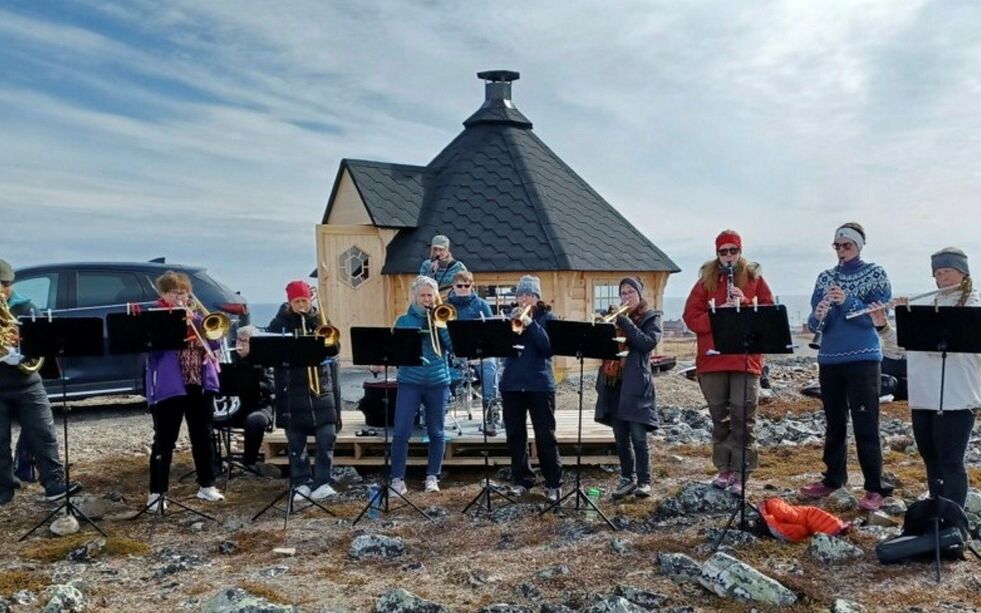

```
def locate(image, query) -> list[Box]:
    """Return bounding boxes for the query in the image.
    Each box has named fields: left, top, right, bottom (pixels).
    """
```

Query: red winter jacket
left=682, top=263, right=774, bottom=375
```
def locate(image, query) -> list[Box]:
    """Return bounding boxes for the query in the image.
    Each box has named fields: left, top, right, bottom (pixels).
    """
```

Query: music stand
left=108, top=310, right=218, bottom=524
left=896, top=304, right=981, bottom=582
left=707, top=304, right=792, bottom=551
left=248, top=335, right=335, bottom=529
left=349, top=327, right=433, bottom=524
left=214, top=362, right=266, bottom=484
left=17, top=316, right=105, bottom=540
left=447, top=319, right=520, bottom=515
left=540, top=319, right=620, bottom=530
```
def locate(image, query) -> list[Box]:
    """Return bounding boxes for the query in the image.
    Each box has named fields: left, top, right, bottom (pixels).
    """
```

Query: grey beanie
left=431, top=234, right=450, bottom=249
left=515, top=275, right=542, bottom=298
left=619, top=277, right=644, bottom=296
left=931, top=247, right=970, bottom=276
left=0, top=258, right=14, bottom=283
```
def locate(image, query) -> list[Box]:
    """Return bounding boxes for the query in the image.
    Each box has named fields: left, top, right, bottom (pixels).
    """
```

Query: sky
left=2, top=0, right=979, bottom=304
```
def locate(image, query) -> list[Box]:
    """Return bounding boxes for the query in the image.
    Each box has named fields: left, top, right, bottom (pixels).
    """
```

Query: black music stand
left=707, top=303, right=792, bottom=551
left=214, top=362, right=266, bottom=484
left=447, top=319, right=520, bottom=515
left=18, top=317, right=104, bottom=540
left=248, top=335, right=335, bottom=529
left=108, top=310, right=218, bottom=524
left=896, top=305, right=981, bottom=582
left=540, top=319, right=620, bottom=530
left=349, top=327, right=433, bottom=524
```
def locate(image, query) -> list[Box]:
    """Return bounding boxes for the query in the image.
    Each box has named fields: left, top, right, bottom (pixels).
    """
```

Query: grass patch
left=19, top=534, right=149, bottom=562
left=105, top=536, right=150, bottom=557
left=238, top=581, right=290, bottom=605
left=0, top=569, right=46, bottom=596
left=232, top=529, right=286, bottom=554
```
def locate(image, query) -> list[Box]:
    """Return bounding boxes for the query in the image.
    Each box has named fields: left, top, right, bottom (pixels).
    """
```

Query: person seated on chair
left=267, top=280, right=341, bottom=503
left=145, top=271, right=225, bottom=512
left=0, top=258, right=81, bottom=507
left=594, top=277, right=663, bottom=500
left=391, top=276, right=452, bottom=495
left=500, top=275, right=563, bottom=502
left=420, top=234, right=467, bottom=294
left=447, top=270, right=501, bottom=435
left=870, top=247, right=979, bottom=509
left=228, top=325, right=275, bottom=471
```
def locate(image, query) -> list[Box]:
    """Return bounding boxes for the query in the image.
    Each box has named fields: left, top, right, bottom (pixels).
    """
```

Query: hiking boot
left=196, top=486, right=225, bottom=502
left=727, top=479, right=744, bottom=496
left=711, top=471, right=733, bottom=489
left=44, top=481, right=82, bottom=501
left=611, top=477, right=637, bottom=500
left=310, top=483, right=337, bottom=500
left=859, top=491, right=885, bottom=512
left=424, top=475, right=440, bottom=493
left=798, top=481, right=835, bottom=500
left=634, top=483, right=652, bottom=498
left=292, top=484, right=312, bottom=503
left=390, top=478, right=408, bottom=496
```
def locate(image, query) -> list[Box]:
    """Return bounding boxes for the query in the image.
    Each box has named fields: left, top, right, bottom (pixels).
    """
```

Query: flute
left=844, top=281, right=967, bottom=319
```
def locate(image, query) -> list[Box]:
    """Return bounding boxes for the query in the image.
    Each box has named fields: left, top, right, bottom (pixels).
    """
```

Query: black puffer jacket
left=226, top=353, right=275, bottom=427
left=267, top=303, right=342, bottom=430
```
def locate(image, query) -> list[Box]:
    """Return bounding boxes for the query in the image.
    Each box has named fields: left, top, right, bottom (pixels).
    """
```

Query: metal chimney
left=477, top=70, right=520, bottom=107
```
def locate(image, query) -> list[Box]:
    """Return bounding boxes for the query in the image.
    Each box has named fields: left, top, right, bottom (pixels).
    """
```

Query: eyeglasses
left=455, top=283, right=472, bottom=288
left=717, top=248, right=740, bottom=256
left=832, top=242, right=855, bottom=251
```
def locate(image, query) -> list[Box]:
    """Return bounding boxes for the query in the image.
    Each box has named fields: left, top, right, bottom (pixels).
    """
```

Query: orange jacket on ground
left=758, top=498, right=848, bottom=542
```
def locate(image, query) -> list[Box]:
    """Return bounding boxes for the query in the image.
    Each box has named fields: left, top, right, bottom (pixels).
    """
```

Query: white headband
left=835, top=227, right=865, bottom=251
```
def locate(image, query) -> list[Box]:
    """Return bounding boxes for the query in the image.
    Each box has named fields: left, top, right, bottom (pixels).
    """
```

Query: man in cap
left=0, top=258, right=81, bottom=506
left=419, top=235, right=467, bottom=293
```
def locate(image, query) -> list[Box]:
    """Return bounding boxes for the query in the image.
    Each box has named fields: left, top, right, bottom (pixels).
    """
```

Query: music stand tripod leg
left=462, top=354, right=517, bottom=515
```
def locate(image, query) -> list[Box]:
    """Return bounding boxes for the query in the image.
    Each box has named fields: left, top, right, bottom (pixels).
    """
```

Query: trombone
left=188, top=291, right=232, bottom=341
left=427, top=292, right=457, bottom=357
left=304, top=287, right=342, bottom=396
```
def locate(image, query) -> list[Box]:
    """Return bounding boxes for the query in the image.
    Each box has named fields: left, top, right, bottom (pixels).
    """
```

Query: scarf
left=601, top=300, right=649, bottom=386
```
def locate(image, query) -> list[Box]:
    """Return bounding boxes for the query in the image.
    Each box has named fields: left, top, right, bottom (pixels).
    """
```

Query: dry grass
left=0, top=569, right=47, bottom=597
left=18, top=534, right=150, bottom=562
left=237, top=581, right=290, bottom=605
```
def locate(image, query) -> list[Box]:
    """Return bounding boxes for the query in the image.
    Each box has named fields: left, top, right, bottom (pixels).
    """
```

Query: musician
left=391, top=276, right=452, bottom=495
left=0, top=258, right=80, bottom=506
left=799, top=223, right=892, bottom=511
left=227, top=325, right=274, bottom=470
left=682, top=230, right=775, bottom=495
left=447, top=270, right=500, bottom=435
left=595, top=277, right=663, bottom=499
left=267, top=281, right=341, bottom=502
left=419, top=234, right=467, bottom=293
left=146, top=271, right=224, bottom=511
left=500, top=275, right=562, bottom=502
left=870, top=248, right=979, bottom=508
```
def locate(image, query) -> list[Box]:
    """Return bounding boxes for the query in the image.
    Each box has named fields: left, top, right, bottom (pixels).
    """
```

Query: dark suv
left=13, top=259, right=249, bottom=400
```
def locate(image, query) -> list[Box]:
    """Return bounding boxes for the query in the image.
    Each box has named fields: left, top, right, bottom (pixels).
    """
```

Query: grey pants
left=0, top=381, right=65, bottom=493
left=698, top=372, right=760, bottom=474
left=286, top=422, right=336, bottom=488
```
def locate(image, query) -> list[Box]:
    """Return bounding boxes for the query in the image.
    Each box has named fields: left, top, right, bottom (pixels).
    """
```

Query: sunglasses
left=455, top=283, right=471, bottom=288
left=0, top=281, right=11, bottom=288
left=832, top=242, right=855, bottom=251
left=717, top=248, right=740, bottom=256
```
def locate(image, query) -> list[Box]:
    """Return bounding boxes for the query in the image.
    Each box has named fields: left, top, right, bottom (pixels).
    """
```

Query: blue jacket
left=447, top=292, right=494, bottom=321
left=395, top=303, right=452, bottom=387
left=419, top=258, right=467, bottom=292
left=499, top=308, right=556, bottom=393
left=807, top=259, right=891, bottom=365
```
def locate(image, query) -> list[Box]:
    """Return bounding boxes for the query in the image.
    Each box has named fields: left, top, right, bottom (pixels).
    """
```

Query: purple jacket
left=144, top=309, right=220, bottom=405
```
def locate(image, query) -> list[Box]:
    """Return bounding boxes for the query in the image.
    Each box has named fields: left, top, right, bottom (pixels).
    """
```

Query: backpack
left=876, top=497, right=979, bottom=564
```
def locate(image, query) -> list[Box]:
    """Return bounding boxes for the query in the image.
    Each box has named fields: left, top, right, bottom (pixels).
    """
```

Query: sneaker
left=310, top=483, right=337, bottom=500
left=634, top=483, right=652, bottom=498
left=508, top=484, right=529, bottom=497
left=711, top=471, right=733, bottom=489
left=424, top=475, right=440, bottom=493
left=146, top=493, right=167, bottom=513
left=44, top=481, right=82, bottom=501
left=196, top=486, right=225, bottom=502
left=0, top=489, right=14, bottom=506
left=292, top=484, right=312, bottom=503
left=390, top=478, right=408, bottom=496
left=727, top=479, right=744, bottom=496
left=798, top=481, right=835, bottom=500
left=611, top=477, right=637, bottom=500
left=545, top=487, right=561, bottom=503
left=859, top=491, right=885, bottom=512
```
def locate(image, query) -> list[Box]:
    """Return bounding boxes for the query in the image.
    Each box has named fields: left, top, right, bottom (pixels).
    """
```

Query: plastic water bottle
left=586, top=487, right=601, bottom=522
left=368, top=484, right=381, bottom=519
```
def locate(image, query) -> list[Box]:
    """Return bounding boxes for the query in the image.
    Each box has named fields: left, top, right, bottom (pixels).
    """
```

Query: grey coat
left=594, top=309, right=662, bottom=429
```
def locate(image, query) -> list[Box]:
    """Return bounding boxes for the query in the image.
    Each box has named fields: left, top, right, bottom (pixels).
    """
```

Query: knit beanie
left=619, top=277, right=644, bottom=296
left=515, top=275, right=542, bottom=298
left=0, top=258, right=13, bottom=283
left=715, top=230, right=742, bottom=251
left=931, top=247, right=970, bottom=276
left=285, top=280, right=312, bottom=302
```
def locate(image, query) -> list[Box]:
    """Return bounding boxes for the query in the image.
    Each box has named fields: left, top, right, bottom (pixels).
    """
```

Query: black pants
left=818, top=361, right=890, bottom=495
left=502, top=391, right=562, bottom=489
left=881, top=356, right=908, bottom=401
left=229, top=409, right=272, bottom=466
left=911, top=409, right=976, bottom=508
left=150, top=386, right=216, bottom=493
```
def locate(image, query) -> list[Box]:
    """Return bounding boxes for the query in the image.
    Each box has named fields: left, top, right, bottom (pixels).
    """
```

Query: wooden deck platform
left=259, top=409, right=618, bottom=467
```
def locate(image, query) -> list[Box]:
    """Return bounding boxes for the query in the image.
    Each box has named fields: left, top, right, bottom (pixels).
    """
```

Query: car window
left=190, top=271, right=235, bottom=306
left=77, top=271, right=145, bottom=308
left=12, top=274, right=56, bottom=311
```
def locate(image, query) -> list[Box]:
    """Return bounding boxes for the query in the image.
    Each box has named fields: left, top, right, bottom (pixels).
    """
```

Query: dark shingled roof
left=324, top=70, right=679, bottom=274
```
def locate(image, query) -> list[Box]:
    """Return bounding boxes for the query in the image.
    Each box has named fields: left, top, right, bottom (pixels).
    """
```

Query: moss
left=19, top=534, right=149, bottom=562
left=0, top=569, right=46, bottom=596
left=105, top=536, right=150, bottom=557
left=237, top=581, right=290, bottom=605
left=232, top=529, right=285, bottom=554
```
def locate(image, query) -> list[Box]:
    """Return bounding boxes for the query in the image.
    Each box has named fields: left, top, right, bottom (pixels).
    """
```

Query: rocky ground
left=2, top=337, right=981, bottom=612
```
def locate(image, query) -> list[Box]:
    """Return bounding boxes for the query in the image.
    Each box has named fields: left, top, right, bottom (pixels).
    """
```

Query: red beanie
left=715, top=230, right=742, bottom=251
left=285, top=280, right=312, bottom=302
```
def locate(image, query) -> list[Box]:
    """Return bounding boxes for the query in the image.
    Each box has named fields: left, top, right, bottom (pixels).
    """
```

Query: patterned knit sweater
left=806, top=259, right=891, bottom=365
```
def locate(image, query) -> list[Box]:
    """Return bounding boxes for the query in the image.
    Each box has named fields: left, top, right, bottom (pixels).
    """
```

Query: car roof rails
left=149, top=257, right=166, bottom=263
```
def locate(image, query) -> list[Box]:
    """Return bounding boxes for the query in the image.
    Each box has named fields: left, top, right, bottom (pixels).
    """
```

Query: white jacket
left=906, top=289, right=981, bottom=412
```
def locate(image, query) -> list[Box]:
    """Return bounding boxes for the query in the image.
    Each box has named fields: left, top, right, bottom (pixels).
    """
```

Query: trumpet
left=595, top=302, right=631, bottom=324
left=844, top=279, right=970, bottom=320
left=510, top=304, right=533, bottom=334
left=427, top=293, right=457, bottom=357
left=0, top=294, right=44, bottom=375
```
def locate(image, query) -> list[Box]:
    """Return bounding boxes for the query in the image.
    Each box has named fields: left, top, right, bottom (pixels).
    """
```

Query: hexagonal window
left=339, top=246, right=370, bottom=288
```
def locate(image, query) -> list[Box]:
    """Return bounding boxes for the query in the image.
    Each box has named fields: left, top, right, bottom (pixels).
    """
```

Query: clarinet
left=724, top=264, right=736, bottom=303
left=809, top=260, right=843, bottom=350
